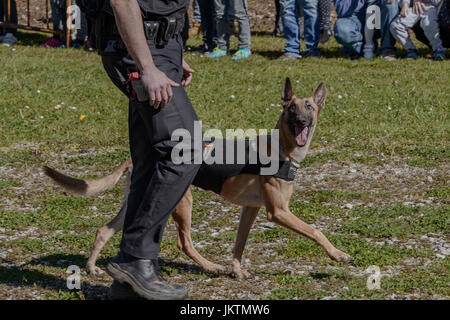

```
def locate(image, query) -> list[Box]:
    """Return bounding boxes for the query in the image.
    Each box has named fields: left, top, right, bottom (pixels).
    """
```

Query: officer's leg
left=101, top=55, right=159, bottom=248
left=120, top=85, right=201, bottom=259
left=107, top=36, right=202, bottom=300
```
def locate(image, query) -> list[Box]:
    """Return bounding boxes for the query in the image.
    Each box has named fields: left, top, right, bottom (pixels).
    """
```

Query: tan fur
left=43, top=157, right=132, bottom=197
left=43, top=79, right=352, bottom=278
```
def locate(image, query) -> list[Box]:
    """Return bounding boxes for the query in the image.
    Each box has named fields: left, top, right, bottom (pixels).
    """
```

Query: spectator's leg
left=51, top=0, right=66, bottom=35
left=193, top=0, right=202, bottom=22
left=213, top=0, right=229, bottom=51
left=5, top=0, right=17, bottom=35
left=334, top=14, right=364, bottom=58
left=318, top=0, right=331, bottom=31
left=274, top=0, right=284, bottom=35
left=227, top=0, right=235, bottom=21
left=390, top=8, right=420, bottom=51
left=198, top=0, right=217, bottom=51
left=72, top=0, right=88, bottom=44
left=297, top=0, right=304, bottom=38
left=232, top=0, right=251, bottom=50
left=363, top=0, right=378, bottom=59
left=411, top=22, right=431, bottom=48
left=439, top=26, right=450, bottom=49
left=420, top=6, right=445, bottom=52
left=438, top=0, right=450, bottom=48
left=318, top=0, right=331, bottom=43
left=280, top=0, right=301, bottom=57
left=301, top=0, right=320, bottom=54
left=379, top=0, right=398, bottom=56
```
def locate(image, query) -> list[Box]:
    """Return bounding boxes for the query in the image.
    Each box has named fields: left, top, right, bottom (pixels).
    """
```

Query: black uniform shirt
left=138, top=0, right=189, bottom=15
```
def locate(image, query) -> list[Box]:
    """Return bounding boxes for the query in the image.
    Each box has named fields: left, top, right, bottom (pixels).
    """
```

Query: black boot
left=109, top=281, right=144, bottom=300
left=106, top=251, right=188, bottom=300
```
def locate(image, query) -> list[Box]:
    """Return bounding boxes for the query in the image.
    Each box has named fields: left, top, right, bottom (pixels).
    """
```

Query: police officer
left=102, top=0, right=202, bottom=300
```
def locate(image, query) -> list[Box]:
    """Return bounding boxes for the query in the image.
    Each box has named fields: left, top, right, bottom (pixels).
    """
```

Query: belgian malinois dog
left=43, top=78, right=352, bottom=279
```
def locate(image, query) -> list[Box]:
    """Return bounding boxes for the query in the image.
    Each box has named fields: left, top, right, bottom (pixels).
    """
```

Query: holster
left=143, top=14, right=185, bottom=48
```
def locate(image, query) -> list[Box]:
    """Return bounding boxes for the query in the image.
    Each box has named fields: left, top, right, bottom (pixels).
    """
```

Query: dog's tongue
left=295, top=127, right=308, bottom=147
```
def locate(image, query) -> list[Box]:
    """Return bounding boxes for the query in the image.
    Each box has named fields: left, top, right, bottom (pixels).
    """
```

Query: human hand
left=181, top=60, right=194, bottom=87
left=401, top=2, right=410, bottom=17
left=413, top=0, right=428, bottom=14
left=141, top=65, right=179, bottom=108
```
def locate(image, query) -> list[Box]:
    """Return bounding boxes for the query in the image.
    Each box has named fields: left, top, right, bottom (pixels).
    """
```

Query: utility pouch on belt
left=142, top=14, right=185, bottom=47
left=131, top=79, right=149, bottom=102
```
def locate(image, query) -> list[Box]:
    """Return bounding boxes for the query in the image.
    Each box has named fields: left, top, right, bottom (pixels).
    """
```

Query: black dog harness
left=192, top=138, right=299, bottom=195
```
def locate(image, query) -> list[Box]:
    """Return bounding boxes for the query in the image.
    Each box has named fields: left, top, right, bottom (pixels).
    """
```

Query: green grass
left=0, top=30, right=448, bottom=300
left=264, top=259, right=450, bottom=299
left=339, top=205, right=449, bottom=238
left=1, top=32, right=449, bottom=165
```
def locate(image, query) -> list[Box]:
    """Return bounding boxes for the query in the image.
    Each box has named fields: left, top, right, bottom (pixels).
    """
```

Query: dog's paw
left=330, top=250, right=353, bottom=264
left=232, top=268, right=251, bottom=280
left=86, top=264, right=104, bottom=275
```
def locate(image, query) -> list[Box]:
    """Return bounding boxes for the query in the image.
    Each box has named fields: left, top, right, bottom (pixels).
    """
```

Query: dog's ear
left=282, top=77, right=294, bottom=106
left=313, top=82, right=326, bottom=109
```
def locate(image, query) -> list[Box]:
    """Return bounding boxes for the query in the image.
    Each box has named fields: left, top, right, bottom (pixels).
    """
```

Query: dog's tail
left=43, top=157, right=132, bottom=197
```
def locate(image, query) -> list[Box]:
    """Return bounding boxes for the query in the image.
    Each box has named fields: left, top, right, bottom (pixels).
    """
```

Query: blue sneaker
left=433, top=50, right=446, bottom=61
left=406, top=49, right=419, bottom=60
left=232, top=48, right=251, bottom=60
left=206, top=47, right=228, bottom=58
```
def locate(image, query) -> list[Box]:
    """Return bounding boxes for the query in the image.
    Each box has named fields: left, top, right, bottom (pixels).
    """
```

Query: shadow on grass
left=14, top=30, right=92, bottom=51
left=0, top=263, right=109, bottom=300
left=255, top=46, right=349, bottom=60
left=28, top=253, right=217, bottom=277
left=15, top=30, right=49, bottom=47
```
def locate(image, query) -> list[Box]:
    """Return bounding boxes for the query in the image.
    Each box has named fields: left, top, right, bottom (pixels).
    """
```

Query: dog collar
left=279, top=145, right=301, bottom=168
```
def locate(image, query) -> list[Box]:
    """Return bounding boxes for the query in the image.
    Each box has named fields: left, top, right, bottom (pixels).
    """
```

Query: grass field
left=0, top=31, right=449, bottom=300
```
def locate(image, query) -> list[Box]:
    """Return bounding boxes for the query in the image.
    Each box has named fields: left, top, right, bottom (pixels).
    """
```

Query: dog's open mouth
left=294, top=126, right=309, bottom=147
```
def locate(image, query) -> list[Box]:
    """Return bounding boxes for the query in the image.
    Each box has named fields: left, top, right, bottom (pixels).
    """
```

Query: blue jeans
left=193, top=0, right=201, bottom=21
left=334, top=11, right=366, bottom=55
left=302, top=0, right=320, bottom=52
left=280, top=0, right=301, bottom=55
left=379, top=0, right=398, bottom=54
left=365, top=0, right=398, bottom=54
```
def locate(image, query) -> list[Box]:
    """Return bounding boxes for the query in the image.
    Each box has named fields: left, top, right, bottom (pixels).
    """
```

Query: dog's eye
left=305, top=103, right=313, bottom=111
left=289, top=104, right=296, bottom=112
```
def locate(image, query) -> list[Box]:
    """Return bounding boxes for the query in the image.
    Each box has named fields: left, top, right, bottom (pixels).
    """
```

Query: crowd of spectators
left=0, top=0, right=448, bottom=60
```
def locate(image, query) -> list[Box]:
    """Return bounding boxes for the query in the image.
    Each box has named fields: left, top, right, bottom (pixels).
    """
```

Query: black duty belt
left=143, top=15, right=185, bottom=47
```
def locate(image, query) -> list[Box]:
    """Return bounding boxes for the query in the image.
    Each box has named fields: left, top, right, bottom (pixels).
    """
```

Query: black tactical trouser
left=102, top=35, right=201, bottom=259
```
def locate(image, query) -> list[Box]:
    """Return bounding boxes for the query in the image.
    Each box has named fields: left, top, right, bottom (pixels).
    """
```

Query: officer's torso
left=137, top=0, right=189, bottom=16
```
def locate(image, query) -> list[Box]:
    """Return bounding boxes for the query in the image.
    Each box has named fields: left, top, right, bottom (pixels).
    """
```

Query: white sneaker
left=2, top=33, right=18, bottom=46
